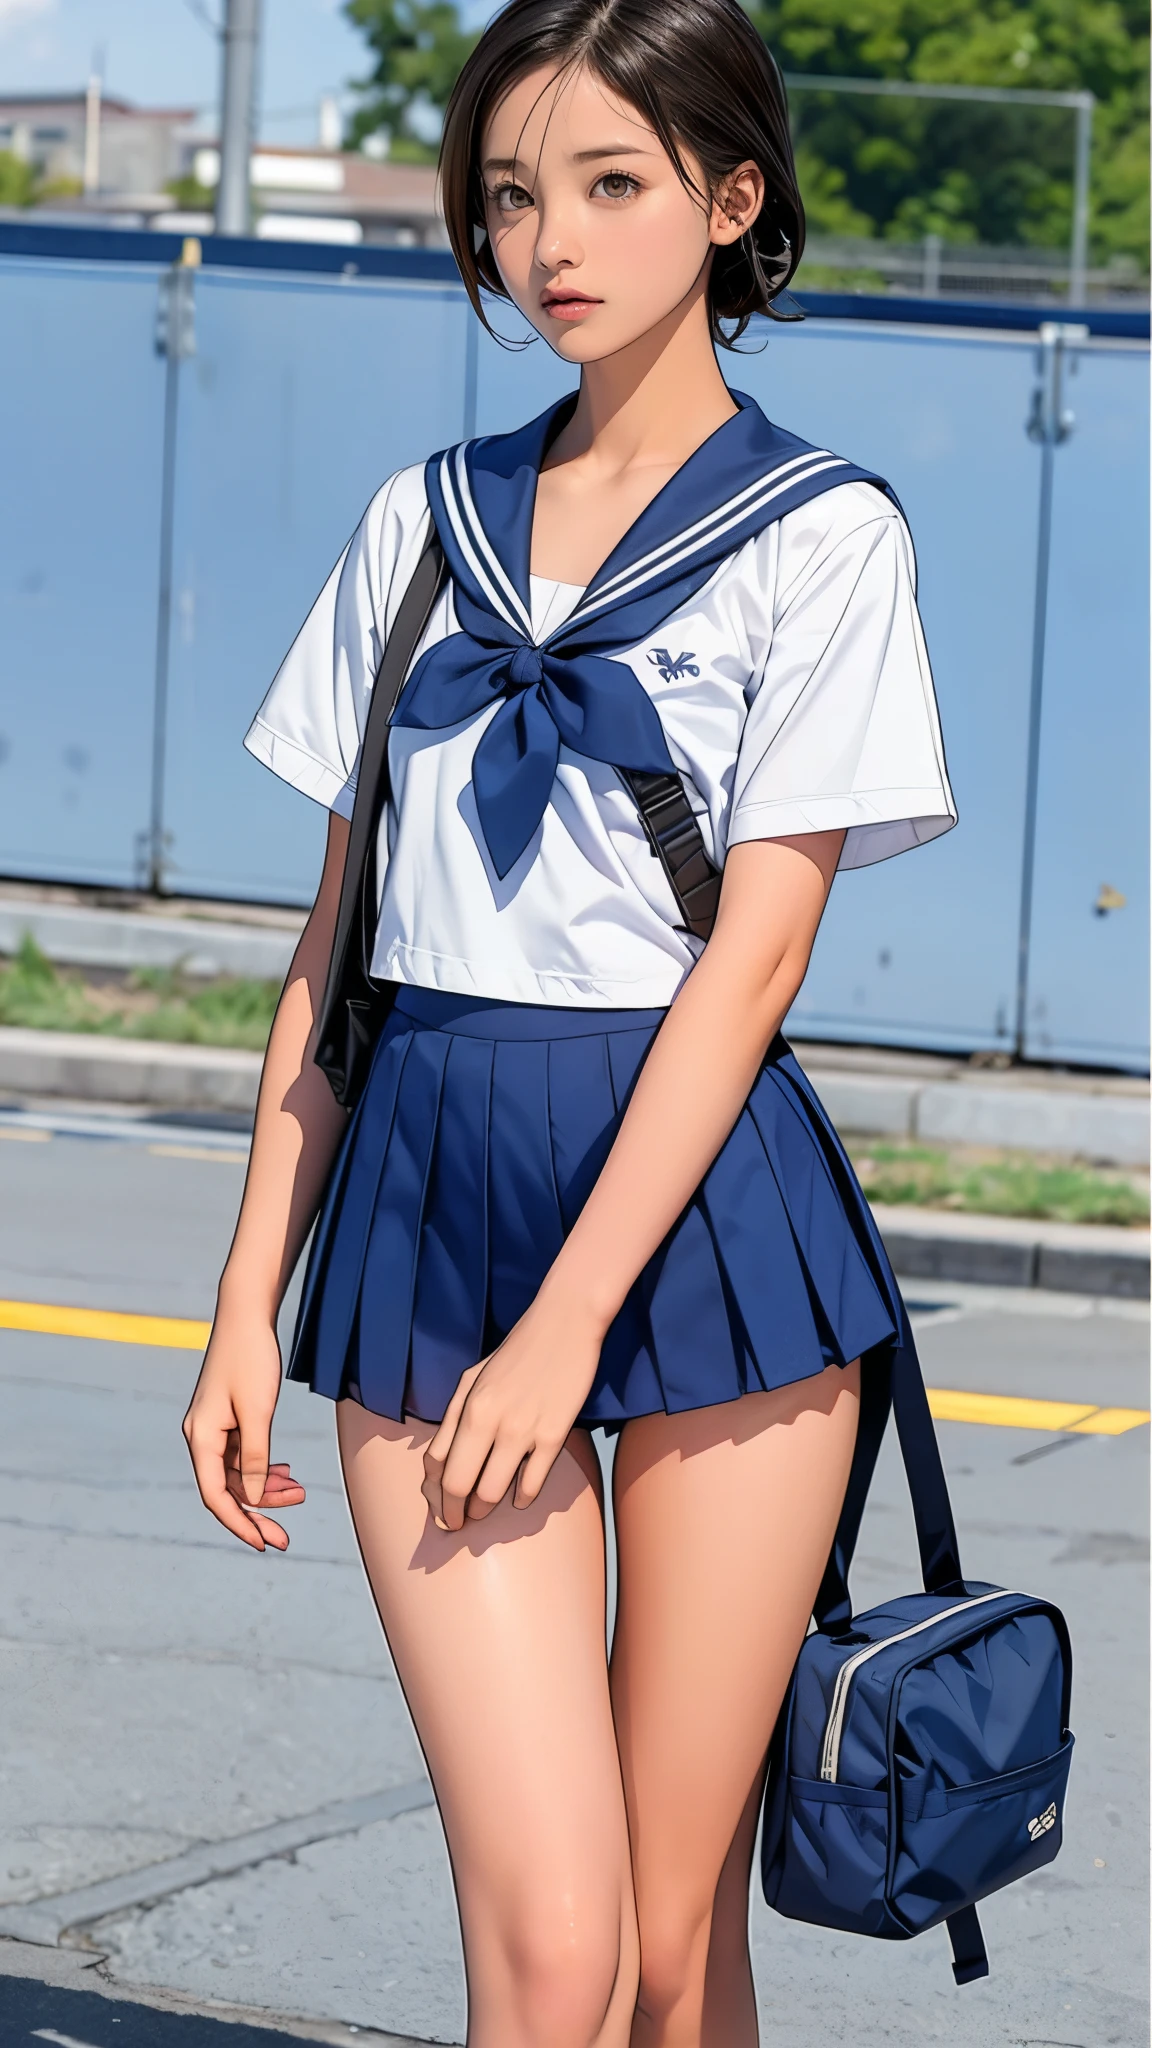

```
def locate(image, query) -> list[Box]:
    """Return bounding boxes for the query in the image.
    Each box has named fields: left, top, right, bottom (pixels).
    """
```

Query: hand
left=182, top=1299, right=305, bottom=1552
left=420, top=1285, right=604, bottom=1532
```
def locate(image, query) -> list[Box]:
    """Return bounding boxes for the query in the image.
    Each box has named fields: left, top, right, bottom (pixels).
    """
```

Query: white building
left=0, top=90, right=445, bottom=248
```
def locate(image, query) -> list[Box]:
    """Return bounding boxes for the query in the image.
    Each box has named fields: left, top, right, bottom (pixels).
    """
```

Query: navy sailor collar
left=397, top=392, right=893, bottom=880
left=424, top=389, right=894, bottom=652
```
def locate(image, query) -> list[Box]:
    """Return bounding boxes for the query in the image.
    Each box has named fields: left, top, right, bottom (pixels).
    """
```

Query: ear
left=709, top=161, right=766, bottom=247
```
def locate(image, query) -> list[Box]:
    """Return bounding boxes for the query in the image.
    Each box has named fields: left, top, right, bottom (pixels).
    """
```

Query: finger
left=424, top=1363, right=485, bottom=1528
left=187, top=1430, right=268, bottom=1550
left=252, top=1463, right=304, bottom=1502
left=226, top=1468, right=305, bottom=1509
left=465, top=1440, right=526, bottom=1518
left=420, top=1450, right=447, bottom=1530
left=185, top=1409, right=269, bottom=1551
left=439, top=1412, right=505, bottom=1531
left=514, top=1439, right=563, bottom=1510
left=236, top=1401, right=272, bottom=1508
left=425, top=1363, right=485, bottom=1468
left=236, top=1505, right=290, bottom=1551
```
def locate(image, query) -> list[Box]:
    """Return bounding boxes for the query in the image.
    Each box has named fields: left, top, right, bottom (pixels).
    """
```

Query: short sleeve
left=727, top=486, right=957, bottom=870
left=243, top=464, right=431, bottom=819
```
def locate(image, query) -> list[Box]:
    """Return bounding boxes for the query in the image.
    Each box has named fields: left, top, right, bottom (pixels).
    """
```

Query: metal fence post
left=1015, top=321, right=1089, bottom=1055
left=1069, top=94, right=1095, bottom=309
left=149, top=242, right=199, bottom=893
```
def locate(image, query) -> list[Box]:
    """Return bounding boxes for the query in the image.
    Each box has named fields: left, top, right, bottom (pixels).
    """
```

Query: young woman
left=184, top=3, right=956, bottom=2042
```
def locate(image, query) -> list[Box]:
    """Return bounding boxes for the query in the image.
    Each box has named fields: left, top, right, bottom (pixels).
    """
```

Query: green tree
left=744, top=0, right=1148, bottom=262
left=343, top=0, right=479, bottom=161
left=340, top=0, right=1147, bottom=264
left=0, top=150, right=38, bottom=207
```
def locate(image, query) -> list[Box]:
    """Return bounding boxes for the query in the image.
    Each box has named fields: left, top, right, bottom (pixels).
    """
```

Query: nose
left=533, top=195, right=583, bottom=276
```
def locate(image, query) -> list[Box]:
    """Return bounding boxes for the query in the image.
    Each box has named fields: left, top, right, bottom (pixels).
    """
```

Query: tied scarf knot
left=506, top=644, right=544, bottom=689
left=394, top=603, right=675, bottom=880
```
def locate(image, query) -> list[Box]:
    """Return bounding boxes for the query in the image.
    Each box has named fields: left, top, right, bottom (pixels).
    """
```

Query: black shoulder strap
left=316, top=528, right=447, bottom=1047
left=621, top=770, right=722, bottom=941
left=813, top=1321, right=965, bottom=1633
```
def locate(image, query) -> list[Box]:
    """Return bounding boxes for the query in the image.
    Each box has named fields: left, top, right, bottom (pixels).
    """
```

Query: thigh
left=611, top=1365, right=860, bottom=1937
left=337, top=1404, right=635, bottom=2023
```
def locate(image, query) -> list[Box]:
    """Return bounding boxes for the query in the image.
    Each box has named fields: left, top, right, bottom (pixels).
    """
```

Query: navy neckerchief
left=393, top=390, right=891, bottom=879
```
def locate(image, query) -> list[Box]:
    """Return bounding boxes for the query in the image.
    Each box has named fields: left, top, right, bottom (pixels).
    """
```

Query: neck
left=550, top=275, right=737, bottom=476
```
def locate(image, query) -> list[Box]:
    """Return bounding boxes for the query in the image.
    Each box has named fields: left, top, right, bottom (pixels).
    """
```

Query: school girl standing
left=184, top=3, right=957, bottom=2041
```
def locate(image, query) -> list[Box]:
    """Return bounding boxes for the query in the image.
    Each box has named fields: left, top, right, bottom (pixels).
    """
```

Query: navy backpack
left=761, top=1316, right=1074, bottom=1985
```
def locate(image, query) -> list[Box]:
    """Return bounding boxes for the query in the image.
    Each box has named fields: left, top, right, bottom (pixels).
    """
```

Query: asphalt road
left=0, top=1112, right=1148, bottom=2047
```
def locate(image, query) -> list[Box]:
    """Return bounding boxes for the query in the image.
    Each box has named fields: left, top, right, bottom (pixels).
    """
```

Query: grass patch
left=847, top=1138, right=1149, bottom=1229
left=0, top=935, right=280, bottom=1051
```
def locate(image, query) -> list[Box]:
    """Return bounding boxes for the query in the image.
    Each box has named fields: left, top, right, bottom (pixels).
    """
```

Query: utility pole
left=83, top=48, right=103, bottom=195
left=215, top=0, right=262, bottom=237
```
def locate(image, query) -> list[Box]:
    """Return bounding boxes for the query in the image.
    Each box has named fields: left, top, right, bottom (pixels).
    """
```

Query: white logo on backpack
left=1027, top=1802, right=1058, bottom=1842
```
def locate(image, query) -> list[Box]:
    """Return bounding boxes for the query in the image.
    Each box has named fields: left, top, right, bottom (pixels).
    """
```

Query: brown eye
left=493, top=181, right=534, bottom=215
left=593, top=171, right=639, bottom=202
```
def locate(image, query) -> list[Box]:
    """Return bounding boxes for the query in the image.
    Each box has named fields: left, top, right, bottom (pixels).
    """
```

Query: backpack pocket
left=891, top=1735, right=1075, bottom=1934
left=774, top=1777, right=892, bottom=1935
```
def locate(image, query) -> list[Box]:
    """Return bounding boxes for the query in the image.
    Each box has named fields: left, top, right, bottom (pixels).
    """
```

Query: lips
left=541, top=291, right=600, bottom=321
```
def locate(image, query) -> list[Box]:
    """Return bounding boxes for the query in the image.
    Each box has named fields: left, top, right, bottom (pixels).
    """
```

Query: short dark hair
left=439, top=0, right=804, bottom=347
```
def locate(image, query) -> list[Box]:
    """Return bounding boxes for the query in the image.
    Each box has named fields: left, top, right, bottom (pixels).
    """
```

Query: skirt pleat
left=354, top=1026, right=450, bottom=1415
left=287, top=987, right=906, bottom=1428
left=407, top=1031, right=494, bottom=1419
left=487, top=1038, right=566, bottom=1340
left=303, top=1025, right=413, bottom=1402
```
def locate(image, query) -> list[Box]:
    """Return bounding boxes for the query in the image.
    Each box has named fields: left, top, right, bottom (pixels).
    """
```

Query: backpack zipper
left=818, top=1590, right=1019, bottom=1783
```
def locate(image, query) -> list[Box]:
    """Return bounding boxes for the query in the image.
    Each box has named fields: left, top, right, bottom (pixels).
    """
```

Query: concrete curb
left=0, top=1026, right=263, bottom=1113
left=874, top=1202, right=1150, bottom=1301
left=805, top=1068, right=1149, bottom=1167
left=0, top=899, right=300, bottom=982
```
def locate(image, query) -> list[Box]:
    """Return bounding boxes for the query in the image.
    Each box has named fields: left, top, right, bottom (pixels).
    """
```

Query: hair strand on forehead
left=439, top=0, right=805, bottom=348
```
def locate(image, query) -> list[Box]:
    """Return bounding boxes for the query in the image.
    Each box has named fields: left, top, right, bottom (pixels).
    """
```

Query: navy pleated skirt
left=288, top=985, right=904, bottom=1430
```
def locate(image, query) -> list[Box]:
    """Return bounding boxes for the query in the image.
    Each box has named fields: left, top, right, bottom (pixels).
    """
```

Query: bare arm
left=182, top=814, right=351, bottom=1551
left=423, top=828, right=846, bottom=1530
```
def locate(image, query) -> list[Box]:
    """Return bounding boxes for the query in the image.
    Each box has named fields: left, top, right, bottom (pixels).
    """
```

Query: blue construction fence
left=0, top=223, right=1147, bottom=1071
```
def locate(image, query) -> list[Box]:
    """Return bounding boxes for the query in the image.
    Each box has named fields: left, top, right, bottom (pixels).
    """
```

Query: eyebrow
left=481, top=144, right=653, bottom=173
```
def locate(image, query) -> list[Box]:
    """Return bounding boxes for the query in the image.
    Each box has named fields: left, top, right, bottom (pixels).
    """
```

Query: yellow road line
left=0, top=1300, right=211, bottom=1350
left=0, top=1301, right=1149, bottom=1434
left=1067, top=1405, right=1151, bottom=1435
left=927, top=1388, right=1149, bottom=1435
left=0, top=1127, right=52, bottom=1143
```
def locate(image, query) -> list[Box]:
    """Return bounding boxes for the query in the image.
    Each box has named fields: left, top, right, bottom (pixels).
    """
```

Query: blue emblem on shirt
left=648, top=648, right=700, bottom=683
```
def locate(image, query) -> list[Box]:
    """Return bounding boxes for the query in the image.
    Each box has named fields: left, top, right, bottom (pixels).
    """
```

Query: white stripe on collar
left=557, top=454, right=849, bottom=633
left=448, top=446, right=534, bottom=639
left=435, top=454, right=522, bottom=634
left=583, top=445, right=836, bottom=611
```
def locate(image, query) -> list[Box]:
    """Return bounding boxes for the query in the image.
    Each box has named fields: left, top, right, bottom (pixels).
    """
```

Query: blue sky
left=0, top=0, right=491, bottom=143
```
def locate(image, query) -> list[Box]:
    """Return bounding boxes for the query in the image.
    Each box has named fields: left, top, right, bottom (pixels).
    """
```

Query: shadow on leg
left=338, top=1404, right=639, bottom=2048
left=611, top=1362, right=861, bottom=2048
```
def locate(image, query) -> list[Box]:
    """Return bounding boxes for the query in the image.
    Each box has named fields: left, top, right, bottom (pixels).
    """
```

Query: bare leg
left=612, top=1361, right=861, bottom=2047
left=338, top=1402, right=639, bottom=2048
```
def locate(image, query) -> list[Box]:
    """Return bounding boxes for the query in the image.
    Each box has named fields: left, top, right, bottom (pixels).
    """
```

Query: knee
left=505, top=1912, right=633, bottom=2046
left=635, top=1906, right=709, bottom=2028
